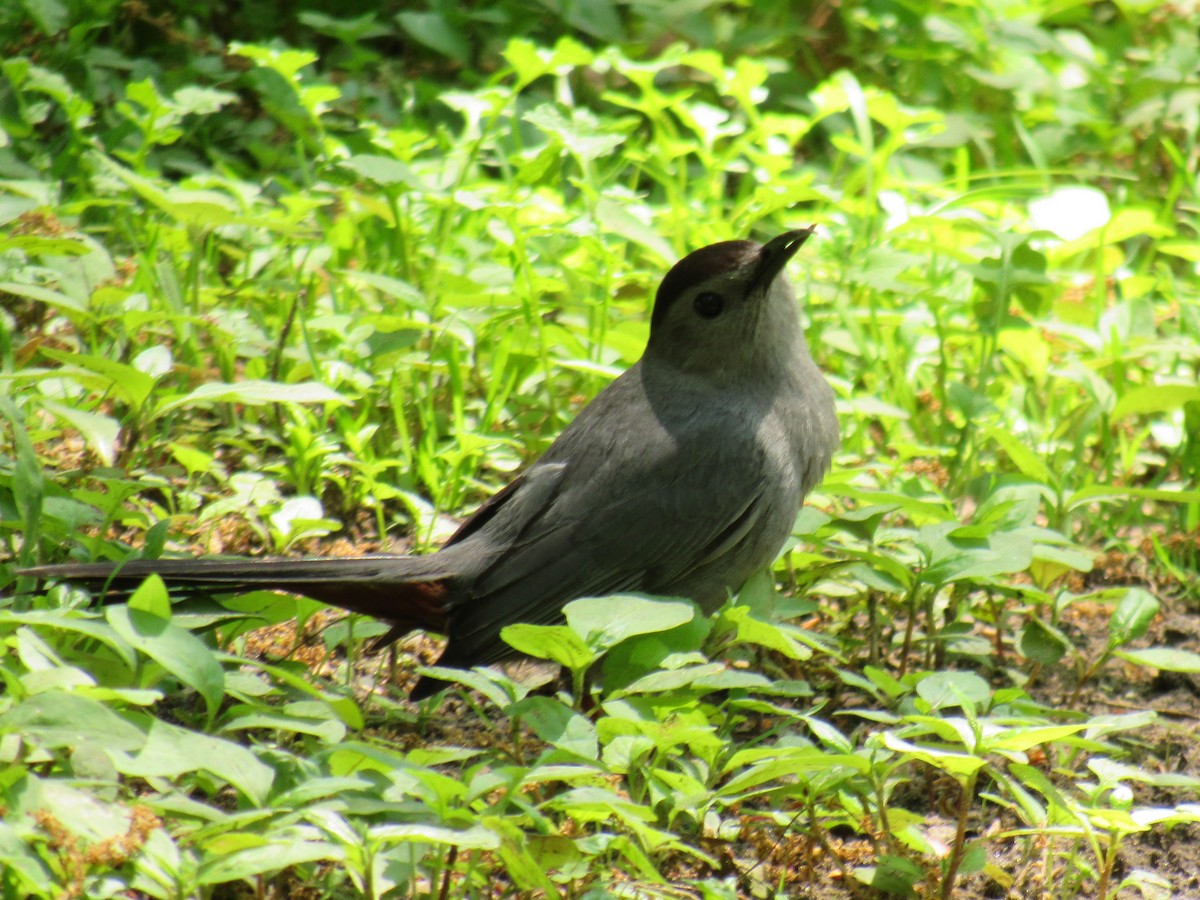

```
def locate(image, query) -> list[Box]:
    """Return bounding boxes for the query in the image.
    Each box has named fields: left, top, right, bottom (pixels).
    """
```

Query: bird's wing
left=440, top=414, right=778, bottom=667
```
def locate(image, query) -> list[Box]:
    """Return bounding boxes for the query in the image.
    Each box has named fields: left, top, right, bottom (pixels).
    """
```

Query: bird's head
left=646, top=227, right=816, bottom=382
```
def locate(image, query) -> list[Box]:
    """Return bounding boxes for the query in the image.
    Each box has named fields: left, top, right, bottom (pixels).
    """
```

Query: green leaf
left=564, top=594, right=695, bottom=652
left=0, top=820, right=52, bottom=892
left=416, top=665, right=522, bottom=708
left=230, top=656, right=364, bottom=729
left=1108, top=588, right=1160, bottom=646
left=0, top=283, right=84, bottom=314
left=0, top=610, right=138, bottom=669
left=342, top=154, right=424, bottom=189
left=369, top=822, right=500, bottom=849
left=854, top=855, right=923, bottom=896
left=719, top=607, right=810, bottom=661
left=395, top=11, right=469, bottom=62
left=153, top=380, right=346, bottom=416
left=829, top=504, right=900, bottom=542
left=500, top=623, right=594, bottom=670
left=915, top=671, right=991, bottom=711
left=474, top=817, right=559, bottom=893
left=126, top=571, right=173, bottom=619
left=1019, top=618, right=1071, bottom=666
left=1116, top=647, right=1200, bottom=673
left=983, top=425, right=1052, bottom=483
left=2, top=691, right=146, bottom=751
left=197, top=838, right=341, bottom=884
left=987, top=724, right=1088, bottom=752
left=881, top=733, right=986, bottom=777
left=114, top=719, right=274, bottom=805
left=918, top=522, right=1034, bottom=585
left=507, top=696, right=598, bottom=759
left=38, top=347, right=157, bottom=407
left=1066, top=485, right=1200, bottom=511
left=1113, top=384, right=1200, bottom=419
left=38, top=400, right=119, bottom=466
left=106, top=601, right=225, bottom=721
left=595, top=197, right=674, bottom=263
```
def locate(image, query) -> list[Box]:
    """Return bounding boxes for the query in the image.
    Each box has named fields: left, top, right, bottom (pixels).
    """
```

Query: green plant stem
left=939, top=769, right=978, bottom=900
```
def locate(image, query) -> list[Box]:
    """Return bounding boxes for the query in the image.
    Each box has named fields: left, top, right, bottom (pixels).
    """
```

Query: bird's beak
left=752, top=226, right=816, bottom=295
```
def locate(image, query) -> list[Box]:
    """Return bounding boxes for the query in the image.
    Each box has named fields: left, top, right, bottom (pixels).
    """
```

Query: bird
left=20, top=227, right=839, bottom=699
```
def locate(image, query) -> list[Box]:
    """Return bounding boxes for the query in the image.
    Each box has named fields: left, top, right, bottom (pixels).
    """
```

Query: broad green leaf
left=720, top=751, right=870, bottom=794
left=198, top=838, right=341, bottom=884
left=1116, top=647, right=1200, bottom=673
left=106, top=602, right=225, bottom=720
left=342, top=154, right=424, bottom=189
left=1019, top=618, right=1071, bottom=666
left=220, top=707, right=346, bottom=744
left=1157, top=240, right=1200, bottom=262
left=1108, top=588, right=1160, bottom=646
left=114, top=719, right=274, bottom=805
left=0, top=820, right=51, bottom=891
left=853, top=855, right=924, bottom=896
left=595, top=196, right=674, bottom=262
left=369, top=823, right=499, bottom=849
left=564, top=594, right=695, bottom=651
left=507, top=696, right=598, bottom=759
left=501, top=623, right=594, bottom=669
left=230, top=656, right=364, bottom=729
left=881, top=733, right=986, bottom=777
left=918, top=522, right=1034, bottom=585
left=396, top=11, right=469, bottom=62
left=0, top=611, right=137, bottom=669
left=719, top=606, right=810, bottom=660
left=915, top=671, right=991, bottom=711
left=1113, top=384, right=1200, bottom=419
left=126, top=571, right=172, bottom=619
left=984, top=425, right=1051, bottom=483
left=2, top=691, right=146, bottom=751
left=415, top=665, right=522, bottom=708
left=153, top=380, right=346, bottom=416
left=1066, top=485, right=1200, bottom=511
left=38, top=400, right=119, bottom=466
left=987, top=725, right=1088, bottom=752
left=38, top=348, right=156, bottom=407
left=479, top=817, right=558, bottom=893
left=619, top=662, right=727, bottom=695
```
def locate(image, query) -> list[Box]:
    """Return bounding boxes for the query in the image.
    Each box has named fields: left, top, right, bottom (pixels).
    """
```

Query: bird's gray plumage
left=20, top=227, right=839, bottom=698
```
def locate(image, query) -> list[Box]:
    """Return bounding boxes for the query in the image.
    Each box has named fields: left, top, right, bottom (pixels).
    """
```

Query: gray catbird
left=20, top=228, right=839, bottom=698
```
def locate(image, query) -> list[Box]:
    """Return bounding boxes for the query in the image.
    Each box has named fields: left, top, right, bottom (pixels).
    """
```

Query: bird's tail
left=17, top=554, right=456, bottom=636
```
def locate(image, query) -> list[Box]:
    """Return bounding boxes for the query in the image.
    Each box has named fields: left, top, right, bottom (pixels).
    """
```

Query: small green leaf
left=126, top=572, right=172, bottom=619
left=369, top=823, right=499, bottom=849
left=1019, top=618, right=1071, bottom=666
left=853, top=855, right=923, bottom=896
left=507, top=696, right=598, bottom=759
left=912, top=672, right=988, bottom=715
left=1108, top=588, right=1160, bottom=646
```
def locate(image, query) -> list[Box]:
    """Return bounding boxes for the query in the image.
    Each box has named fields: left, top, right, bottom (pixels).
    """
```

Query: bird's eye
left=693, top=291, right=724, bottom=319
